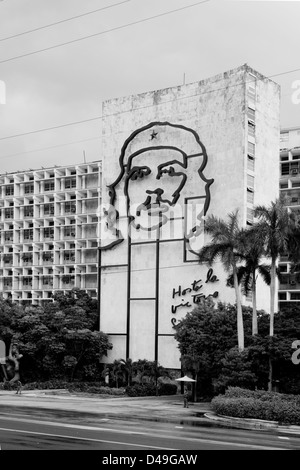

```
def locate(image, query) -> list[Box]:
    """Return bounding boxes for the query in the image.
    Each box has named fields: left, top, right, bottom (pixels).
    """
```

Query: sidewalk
left=0, top=389, right=300, bottom=436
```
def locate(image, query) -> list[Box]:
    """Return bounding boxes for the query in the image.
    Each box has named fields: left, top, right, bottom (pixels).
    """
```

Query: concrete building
left=99, top=64, right=280, bottom=369
left=0, top=161, right=101, bottom=305
left=279, top=126, right=300, bottom=310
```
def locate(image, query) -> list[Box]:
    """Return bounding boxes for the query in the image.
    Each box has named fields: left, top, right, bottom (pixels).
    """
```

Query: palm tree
left=197, top=210, right=245, bottom=351
left=253, top=197, right=293, bottom=391
left=226, top=228, right=271, bottom=336
left=119, top=358, right=133, bottom=387
left=253, top=197, right=292, bottom=337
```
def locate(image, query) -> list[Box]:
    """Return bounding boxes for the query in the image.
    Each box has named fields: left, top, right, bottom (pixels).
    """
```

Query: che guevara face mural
left=125, top=148, right=188, bottom=231
left=100, top=121, right=214, bottom=250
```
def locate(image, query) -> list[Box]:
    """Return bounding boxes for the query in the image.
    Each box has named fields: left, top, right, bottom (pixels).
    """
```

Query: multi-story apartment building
left=279, top=127, right=300, bottom=310
left=0, top=161, right=101, bottom=306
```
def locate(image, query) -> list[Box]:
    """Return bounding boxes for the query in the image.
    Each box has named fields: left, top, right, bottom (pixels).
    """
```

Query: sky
left=0, top=0, right=300, bottom=174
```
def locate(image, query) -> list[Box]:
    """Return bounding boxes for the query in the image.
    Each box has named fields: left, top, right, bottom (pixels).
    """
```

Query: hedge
left=211, top=387, right=300, bottom=425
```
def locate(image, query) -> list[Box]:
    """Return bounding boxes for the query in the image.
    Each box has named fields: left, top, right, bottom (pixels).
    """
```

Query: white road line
left=0, top=427, right=175, bottom=450
left=0, top=426, right=287, bottom=450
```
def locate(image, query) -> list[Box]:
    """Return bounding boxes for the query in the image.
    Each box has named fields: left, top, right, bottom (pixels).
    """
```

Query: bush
left=19, top=380, right=125, bottom=395
left=211, top=387, right=300, bottom=425
left=158, top=383, right=178, bottom=396
left=125, top=384, right=157, bottom=397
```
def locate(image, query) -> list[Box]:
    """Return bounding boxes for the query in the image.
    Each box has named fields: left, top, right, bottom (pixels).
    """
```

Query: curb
left=204, top=411, right=300, bottom=434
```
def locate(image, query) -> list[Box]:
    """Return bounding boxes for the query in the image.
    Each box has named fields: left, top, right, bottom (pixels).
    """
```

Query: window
left=5, top=208, right=14, bottom=219
left=65, top=178, right=76, bottom=189
left=247, top=174, right=254, bottom=189
left=44, top=181, right=55, bottom=191
left=23, top=277, right=32, bottom=286
left=247, top=207, right=254, bottom=223
left=280, top=183, right=288, bottom=189
left=4, top=278, right=12, bottom=287
left=292, top=182, right=300, bottom=188
left=278, top=293, right=287, bottom=300
left=280, top=133, right=289, bottom=143
left=247, top=107, right=255, bottom=122
left=24, top=206, right=34, bottom=217
left=24, top=183, right=34, bottom=194
left=42, top=252, right=53, bottom=262
left=247, top=188, right=254, bottom=204
left=64, top=226, right=75, bottom=237
left=22, top=253, right=33, bottom=263
left=248, top=122, right=255, bottom=138
left=43, top=227, right=54, bottom=239
left=290, top=164, right=299, bottom=176
left=4, top=231, right=13, bottom=242
left=281, top=163, right=290, bottom=176
left=23, top=229, right=33, bottom=240
left=44, top=203, right=54, bottom=216
left=279, top=265, right=288, bottom=273
left=3, top=254, right=13, bottom=264
left=64, top=250, right=75, bottom=262
left=247, top=155, right=255, bottom=172
left=65, top=202, right=76, bottom=214
left=42, top=276, right=53, bottom=286
left=247, top=141, right=255, bottom=157
left=247, top=74, right=256, bottom=100
left=5, top=185, right=14, bottom=196
left=290, top=293, right=300, bottom=300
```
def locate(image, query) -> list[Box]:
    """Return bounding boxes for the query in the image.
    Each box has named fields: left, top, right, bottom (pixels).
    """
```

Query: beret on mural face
left=121, top=122, right=206, bottom=166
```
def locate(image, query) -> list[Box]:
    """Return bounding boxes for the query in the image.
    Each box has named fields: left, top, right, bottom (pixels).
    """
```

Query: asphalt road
left=0, top=410, right=299, bottom=451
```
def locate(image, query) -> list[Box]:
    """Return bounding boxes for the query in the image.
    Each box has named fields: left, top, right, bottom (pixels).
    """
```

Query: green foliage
left=103, top=359, right=170, bottom=389
left=0, top=291, right=112, bottom=383
left=125, top=383, right=157, bottom=397
left=174, top=300, right=300, bottom=397
left=212, top=387, right=300, bottom=425
left=157, top=383, right=178, bottom=396
left=212, top=347, right=258, bottom=394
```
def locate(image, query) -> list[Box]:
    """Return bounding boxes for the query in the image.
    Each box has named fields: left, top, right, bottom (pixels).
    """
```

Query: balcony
left=291, top=147, right=300, bottom=159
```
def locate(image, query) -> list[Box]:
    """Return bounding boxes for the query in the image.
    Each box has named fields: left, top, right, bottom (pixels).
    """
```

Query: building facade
left=0, top=161, right=101, bottom=305
left=279, top=127, right=300, bottom=310
left=99, top=64, right=280, bottom=369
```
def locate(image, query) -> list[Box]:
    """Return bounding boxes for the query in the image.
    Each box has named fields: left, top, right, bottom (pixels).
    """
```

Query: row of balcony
left=2, top=278, right=97, bottom=290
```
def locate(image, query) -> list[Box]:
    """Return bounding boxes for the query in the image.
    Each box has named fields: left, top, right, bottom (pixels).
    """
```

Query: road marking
left=0, top=427, right=175, bottom=450
left=278, top=437, right=290, bottom=440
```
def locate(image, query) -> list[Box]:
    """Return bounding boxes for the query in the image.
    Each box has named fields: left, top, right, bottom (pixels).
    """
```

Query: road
left=0, top=409, right=299, bottom=451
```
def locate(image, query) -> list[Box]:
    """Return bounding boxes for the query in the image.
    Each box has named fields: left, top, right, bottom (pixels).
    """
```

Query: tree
left=174, top=299, right=253, bottom=397
left=226, top=228, right=271, bottom=336
left=119, top=358, right=134, bottom=387
left=0, top=297, right=112, bottom=383
left=197, top=210, right=245, bottom=350
left=253, top=197, right=292, bottom=338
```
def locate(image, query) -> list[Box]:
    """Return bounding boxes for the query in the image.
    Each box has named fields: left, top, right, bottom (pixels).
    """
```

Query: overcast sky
left=0, top=0, right=299, bottom=174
